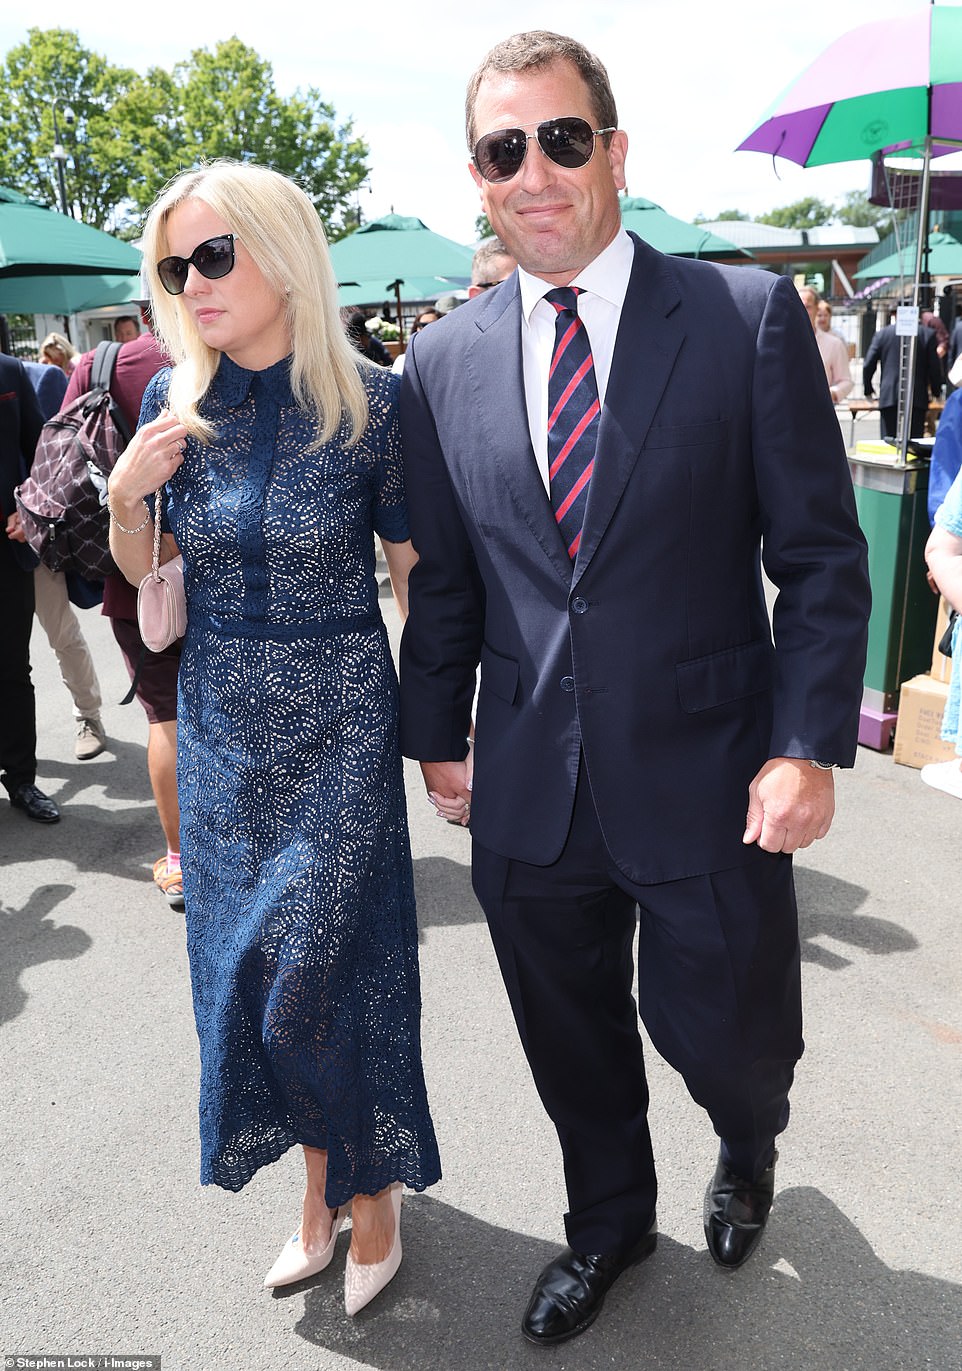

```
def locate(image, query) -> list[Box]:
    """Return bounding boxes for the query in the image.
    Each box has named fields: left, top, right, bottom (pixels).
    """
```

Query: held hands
left=107, top=408, right=189, bottom=515
left=423, top=747, right=473, bottom=827
left=743, top=757, right=836, bottom=854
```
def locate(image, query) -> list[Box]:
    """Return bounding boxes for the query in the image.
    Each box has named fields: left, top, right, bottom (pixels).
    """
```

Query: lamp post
left=50, top=99, right=74, bottom=218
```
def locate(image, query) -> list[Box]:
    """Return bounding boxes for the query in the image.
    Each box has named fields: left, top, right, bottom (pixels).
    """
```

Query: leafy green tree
left=474, top=212, right=493, bottom=239
left=835, top=189, right=896, bottom=238
left=0, top=28, right=141, bottom=230
left=138, top=38, right=369, bottom=238
left=0, top=30, right=370, bottom=240
left=692, top=209, right=749, bottom=224
left=756, top=197, right=836, bottom=230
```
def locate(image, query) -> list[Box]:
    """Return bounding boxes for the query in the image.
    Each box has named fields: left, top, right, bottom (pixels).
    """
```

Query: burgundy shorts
left=110, top=615, right=181, bottom=725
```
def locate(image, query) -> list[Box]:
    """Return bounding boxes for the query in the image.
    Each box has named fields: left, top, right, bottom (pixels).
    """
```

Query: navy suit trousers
left=472, top=760, right=802, bottom=1255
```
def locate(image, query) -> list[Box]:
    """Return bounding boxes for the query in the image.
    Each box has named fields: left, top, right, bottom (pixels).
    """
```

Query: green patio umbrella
left=328, top=214, right=474, bottom=307
left=854, top=229, right=962, bottom=279
left=0, top=184, right=141, bottom=313
left=618, top=198, right=750, bottom=259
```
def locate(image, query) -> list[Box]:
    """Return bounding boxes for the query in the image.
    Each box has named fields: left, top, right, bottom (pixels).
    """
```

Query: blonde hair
left=140, top=161, right=368, bottom=447
left=40, top=331, right=78, bottom=371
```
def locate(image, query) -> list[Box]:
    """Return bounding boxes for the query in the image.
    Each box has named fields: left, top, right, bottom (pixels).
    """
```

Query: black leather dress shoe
left=704, top=1149, right=777, bottom=1269
left=521, top=1219, right=657, bottom=1346
left=9, top=783, right=61, bottom=824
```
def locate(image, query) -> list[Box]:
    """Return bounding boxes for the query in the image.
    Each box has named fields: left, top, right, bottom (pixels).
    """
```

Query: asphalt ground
left=3, top=453, right=961, bottom=1371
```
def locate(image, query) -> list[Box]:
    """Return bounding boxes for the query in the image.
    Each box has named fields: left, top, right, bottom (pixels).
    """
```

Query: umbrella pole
left=899, top=135, right=933, bottom=465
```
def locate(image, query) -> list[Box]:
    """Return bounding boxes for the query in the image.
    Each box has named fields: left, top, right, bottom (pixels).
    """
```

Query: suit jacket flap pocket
left=481, top=642, right=520, bottom=705
left=676, top=639, right=773, bottom=713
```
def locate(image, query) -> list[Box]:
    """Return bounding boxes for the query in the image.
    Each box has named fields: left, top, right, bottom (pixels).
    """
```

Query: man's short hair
left=465, top=30, right=618, bottom=150
left=471, top=237, right=515, bottom=287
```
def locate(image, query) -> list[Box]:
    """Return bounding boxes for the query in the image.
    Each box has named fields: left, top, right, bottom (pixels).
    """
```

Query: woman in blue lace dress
left=106, top=163, right=440, bottom=1313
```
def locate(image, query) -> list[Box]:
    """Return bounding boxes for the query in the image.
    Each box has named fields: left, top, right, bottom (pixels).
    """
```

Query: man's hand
left=743, top=757, right=836, bottom=854
left=5, top=511, right=26, bottom=543
left=422, top=757, right=473, bottom=826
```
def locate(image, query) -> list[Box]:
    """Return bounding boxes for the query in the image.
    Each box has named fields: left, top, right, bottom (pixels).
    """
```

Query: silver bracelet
left=108, top=498, right=152, bottom=535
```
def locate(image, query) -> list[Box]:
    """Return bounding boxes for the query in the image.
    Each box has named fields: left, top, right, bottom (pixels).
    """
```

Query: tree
left=756, top=197, right=836, bottom=231
left=692, top=209, right=749, bottom=224
left=474, top=212, right=493, bottom=239
left=835, top=189, right=897, bottom=239
left=0, top=30, right=370, bottom=239
left=130, top=38, right=369, bottom=239
left=0, top=28, right=141, bottom=230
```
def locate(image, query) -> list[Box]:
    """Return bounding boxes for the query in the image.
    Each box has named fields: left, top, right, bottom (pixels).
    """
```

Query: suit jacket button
left=560, top=676, right=575, bottom=692
left=571, top=597, right=588, bottom=614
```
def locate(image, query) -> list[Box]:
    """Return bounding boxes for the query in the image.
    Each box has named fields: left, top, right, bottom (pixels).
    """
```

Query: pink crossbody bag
left=137, top=490, right=186, bottom=651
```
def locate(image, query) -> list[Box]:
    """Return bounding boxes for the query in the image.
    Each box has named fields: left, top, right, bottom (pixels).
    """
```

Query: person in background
left=22, top=358, right=68, bottom=419
left=863, top=312, right=943, bottom=440
left=797, top=286, right=852, bottom=404
left=107, top=160, right=439, bottom=1312
left=63, top=325, right=180, bottom=897
left=815, top=298, right=847, bottom=345
left=391, top=309, right=442, bottom=375
left=341, top=307, right=391, bottom=366
left=113, top=316, right=141, bottom=344
left=468, top=237, right=517, bottom=297
left=40, top=332, right=78, bottom=376
left=922, top=465, right=962, bottom=798
left=1, top=353, right=60, bottom=822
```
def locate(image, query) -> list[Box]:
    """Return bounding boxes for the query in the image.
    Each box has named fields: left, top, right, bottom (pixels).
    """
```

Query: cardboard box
left=930, top=597, right=954, bottom=685
left=893, top=674, right=959, bottom=768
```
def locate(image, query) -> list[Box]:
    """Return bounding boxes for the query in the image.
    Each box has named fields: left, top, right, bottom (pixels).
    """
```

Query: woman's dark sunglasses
left=473, top=116, right=615, bottom=184
left=157, top=234, right=236, bottom=295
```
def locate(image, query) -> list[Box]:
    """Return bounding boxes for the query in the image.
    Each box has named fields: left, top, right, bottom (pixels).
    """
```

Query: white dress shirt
left=518, top=229, right=634, bottom=491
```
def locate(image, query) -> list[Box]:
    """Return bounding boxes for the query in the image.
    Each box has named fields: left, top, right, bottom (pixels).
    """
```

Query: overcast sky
left=2, top=0, right=959, bottom=243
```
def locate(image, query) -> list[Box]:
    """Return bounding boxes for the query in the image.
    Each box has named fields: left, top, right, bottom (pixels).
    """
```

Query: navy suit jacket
left=398, top=235, right=870, bottom=884
left=0, top=354, right=43, bottom=571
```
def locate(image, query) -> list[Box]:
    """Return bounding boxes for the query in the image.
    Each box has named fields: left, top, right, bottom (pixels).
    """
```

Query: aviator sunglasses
left=157, top=234, right=236, bottom=295
left=473, top=116, right=616, bottom=184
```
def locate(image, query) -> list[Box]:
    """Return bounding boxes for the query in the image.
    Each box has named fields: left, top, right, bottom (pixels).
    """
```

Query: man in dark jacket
left=863, top=318, right=943, bottom=440
left=0, top=353, right=59, bottom=821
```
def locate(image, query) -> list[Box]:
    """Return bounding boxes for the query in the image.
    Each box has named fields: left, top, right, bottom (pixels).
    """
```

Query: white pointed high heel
left=344, top=1184, right=403, bottom=1315
left=264, top=1205, right=348, bottom=1289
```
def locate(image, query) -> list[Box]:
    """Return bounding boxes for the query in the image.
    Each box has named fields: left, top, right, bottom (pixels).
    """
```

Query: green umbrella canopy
left=329, top=214, right=474, bottom=304
left=0, top=271, right=143, bottom=315
left=0, top=185, right=142, bottom=278
left=854, top=229, right=962, bottom=278
left=619, top=197, right=750, bottom=258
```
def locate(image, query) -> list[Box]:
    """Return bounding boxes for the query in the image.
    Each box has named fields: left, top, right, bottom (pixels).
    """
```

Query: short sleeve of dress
left=137, top=367, right=175, bottom=533
left=372, top=374, right=410, bottom=544
left=935, top=468, right=962, bottom=538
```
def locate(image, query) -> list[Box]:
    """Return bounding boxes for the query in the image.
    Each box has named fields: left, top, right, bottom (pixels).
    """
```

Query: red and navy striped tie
left=546, top=286, right=600, bottom=561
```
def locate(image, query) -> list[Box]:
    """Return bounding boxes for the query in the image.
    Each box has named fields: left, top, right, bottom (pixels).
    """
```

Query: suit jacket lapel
left=574, top=234, right=684, bottom=585
left=466, top=278, right=573, bottom=586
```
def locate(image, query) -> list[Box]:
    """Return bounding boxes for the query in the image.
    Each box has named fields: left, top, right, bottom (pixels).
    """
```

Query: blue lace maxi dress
left=140, top=356, right=441, bottom=1201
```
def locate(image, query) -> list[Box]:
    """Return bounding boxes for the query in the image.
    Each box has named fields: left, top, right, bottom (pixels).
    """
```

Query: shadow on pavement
left=795, top=866, right=918, bottom=968
left=0, top=883, right=91, bottom=1025
left=413, top=856, right=479, bottom=929
left=290, top=1188, right=960, bottom=1371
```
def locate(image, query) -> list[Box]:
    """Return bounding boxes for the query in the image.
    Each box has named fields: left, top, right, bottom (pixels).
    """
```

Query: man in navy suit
left=399, top=30, right=870, bottom=1345
left=0, top=353, right=60, bottom=822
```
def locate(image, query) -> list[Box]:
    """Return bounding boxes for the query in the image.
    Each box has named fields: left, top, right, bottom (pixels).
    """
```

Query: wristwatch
left=809, top=760, right=837, bottom=770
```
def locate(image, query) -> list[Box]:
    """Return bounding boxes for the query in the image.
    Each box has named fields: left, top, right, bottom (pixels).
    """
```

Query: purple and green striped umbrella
left=737, top=5, right=962, bottom=167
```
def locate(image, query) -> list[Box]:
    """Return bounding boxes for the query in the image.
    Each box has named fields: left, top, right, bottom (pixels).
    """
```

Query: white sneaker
left=75, top=717, right=106, bottom=760
left=920, top=760, right=962, bottom=799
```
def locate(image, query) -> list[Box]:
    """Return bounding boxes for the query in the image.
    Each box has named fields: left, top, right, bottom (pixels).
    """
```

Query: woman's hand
left=107, top=409, right=189, bottom=517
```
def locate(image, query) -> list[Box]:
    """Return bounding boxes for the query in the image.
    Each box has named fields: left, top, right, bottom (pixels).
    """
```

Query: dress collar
left=212, top=353, right=294, bottom=408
